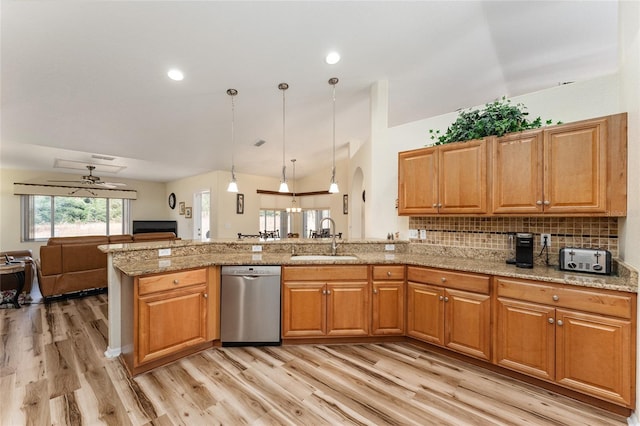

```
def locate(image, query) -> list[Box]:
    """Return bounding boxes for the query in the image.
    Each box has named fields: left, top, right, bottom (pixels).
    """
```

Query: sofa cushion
left=133, top=232, right=177, bottom=241
left=108, top=235, right=134, bottom=243
left=48, top=236, right=109, bottom=246
left=62, top=243, right=106, bottom=273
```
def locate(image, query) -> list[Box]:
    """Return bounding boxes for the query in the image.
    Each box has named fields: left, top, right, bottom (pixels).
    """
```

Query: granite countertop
left=112, top=251, right=637, bottom=293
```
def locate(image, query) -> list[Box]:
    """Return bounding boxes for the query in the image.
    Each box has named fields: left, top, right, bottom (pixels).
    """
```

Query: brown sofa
left=36, top=232, right=178, bottom=299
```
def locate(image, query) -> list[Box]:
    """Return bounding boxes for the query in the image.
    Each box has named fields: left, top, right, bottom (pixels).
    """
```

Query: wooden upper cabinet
left=492, top=130, right=544, bottom=214
left=398, top=147, right=438, bottom=215
left=398, top=139, right=488, bottom=215
left=491, top=113, right=627, bottom=216
left=438, top=139, right=488, bottom=214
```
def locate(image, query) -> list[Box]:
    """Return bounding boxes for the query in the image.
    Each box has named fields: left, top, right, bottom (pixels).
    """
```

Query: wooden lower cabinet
left=282, top=266, right=370, bottom=338
left=371, top=265, right=405, bottom=335
left=406, top=267, right=491, bottom=361
left=122, top=267, right=219, bottom=375
left=495, top=277, right=635, bottom=407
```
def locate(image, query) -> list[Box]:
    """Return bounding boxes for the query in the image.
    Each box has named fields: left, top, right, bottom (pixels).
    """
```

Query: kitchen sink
left=290, top=255, right=358, bottom=261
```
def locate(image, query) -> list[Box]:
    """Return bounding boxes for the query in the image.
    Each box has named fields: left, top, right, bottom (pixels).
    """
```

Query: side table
left=0, top=262, right=25, bottom=308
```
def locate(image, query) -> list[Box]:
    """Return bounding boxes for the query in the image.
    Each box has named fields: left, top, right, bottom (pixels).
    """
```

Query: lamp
left=286, top=159, right=302, bottom=213
left=278, top=82, right=290, bottom=193
left=328, top=77, right=340, bottom=194
left=226, top=88, right=239, bottom=193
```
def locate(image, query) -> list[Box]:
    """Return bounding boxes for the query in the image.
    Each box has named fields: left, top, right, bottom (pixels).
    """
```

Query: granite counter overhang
left=109, top=250, right=637, bottom=294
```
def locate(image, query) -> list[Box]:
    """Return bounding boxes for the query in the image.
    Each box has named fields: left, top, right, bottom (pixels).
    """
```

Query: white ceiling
left=1, top=1, right=620, bottom=183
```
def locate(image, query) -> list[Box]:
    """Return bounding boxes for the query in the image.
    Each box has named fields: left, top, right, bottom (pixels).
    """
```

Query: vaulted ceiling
left=1, top=1, right=620, bottom=182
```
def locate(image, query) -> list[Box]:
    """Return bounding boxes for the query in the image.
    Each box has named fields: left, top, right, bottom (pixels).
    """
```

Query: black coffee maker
left=515, top=233, right=534, bottom=268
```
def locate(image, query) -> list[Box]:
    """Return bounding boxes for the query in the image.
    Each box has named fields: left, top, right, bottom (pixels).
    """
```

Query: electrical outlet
left=540, top=233, right=551, bottom=247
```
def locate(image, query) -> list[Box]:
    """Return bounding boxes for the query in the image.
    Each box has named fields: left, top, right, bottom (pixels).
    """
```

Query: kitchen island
left=100, top=238, right=638, bottom=410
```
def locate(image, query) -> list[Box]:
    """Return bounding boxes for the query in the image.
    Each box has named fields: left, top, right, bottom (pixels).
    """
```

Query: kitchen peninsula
left=101, top=238, right=638, bottom=411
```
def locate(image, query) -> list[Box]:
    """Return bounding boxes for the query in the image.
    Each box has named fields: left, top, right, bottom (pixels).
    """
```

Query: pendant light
left=286, top=159, right=302, bottom=213
left=278, top=82, right=290, bottom=193
left=226, top=88, right=239, bottom=193
left=328, top=77, right=340, bottom=194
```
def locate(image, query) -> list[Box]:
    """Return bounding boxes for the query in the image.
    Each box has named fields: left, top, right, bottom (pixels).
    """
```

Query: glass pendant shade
left=278, top=82, right=289, bottom=193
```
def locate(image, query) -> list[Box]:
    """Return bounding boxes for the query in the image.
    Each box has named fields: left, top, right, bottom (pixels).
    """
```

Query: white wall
left=0, top=168, right=167, bottom=257
left=618, top=0, right=640, bottom=420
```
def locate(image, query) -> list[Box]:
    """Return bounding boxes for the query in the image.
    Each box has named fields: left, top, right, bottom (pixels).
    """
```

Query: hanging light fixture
left=328, top=77, right=340, bottom=194
left=226, top=88, right=239, bottom=193
left=286, top=159, right=302, bottom=213
left=278, top=82, right=290, bottom=193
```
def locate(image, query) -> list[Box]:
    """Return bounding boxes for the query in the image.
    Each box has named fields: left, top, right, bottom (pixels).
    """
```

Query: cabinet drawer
left=407, top=267, right=490, bottom=294
left=138, top=268, right=208, bottom=296
left=283, top=266, right=368, bottom=281
left=372, top=265, right=405, bottom=281
left=495, top=277, right=633, bottom=319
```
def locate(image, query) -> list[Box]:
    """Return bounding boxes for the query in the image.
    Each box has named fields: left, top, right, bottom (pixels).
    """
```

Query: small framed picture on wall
left=179, top=202, right=185, bottom=215
left=343, top=194, right=348, bottom=214
left=236, top=194, right=244, bottom=214
left=185, top=207, right=192, bottom=219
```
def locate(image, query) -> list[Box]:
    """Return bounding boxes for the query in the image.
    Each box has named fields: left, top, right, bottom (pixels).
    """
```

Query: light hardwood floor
left=0, top=295, right=630, bottom=425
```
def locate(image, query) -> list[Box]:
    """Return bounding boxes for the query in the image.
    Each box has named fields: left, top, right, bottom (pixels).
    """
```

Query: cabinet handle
left=373, top=289, right=378, bottom=294
left=444, top=296, right=449, bottom=302
left=548, top=318, right=555, bottom=324
left=438, top=295, right=444, bottom=301
left=557, top=319, right=564, bottom=326
left=173, top=279, right=179, bottom=285
left=544, top=200, right=551, bottom=206
left=387, top=271, right=392, bottom=277
left=552, top=295, right=559, bottom=301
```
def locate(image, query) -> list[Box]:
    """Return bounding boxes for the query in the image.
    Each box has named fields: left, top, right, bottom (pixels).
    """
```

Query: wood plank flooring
left=0, top=295, right=630, bottom=425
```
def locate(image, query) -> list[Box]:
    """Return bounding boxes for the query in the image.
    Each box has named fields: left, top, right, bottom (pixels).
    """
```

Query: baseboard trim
left=104, top=346, right=121, bottom=358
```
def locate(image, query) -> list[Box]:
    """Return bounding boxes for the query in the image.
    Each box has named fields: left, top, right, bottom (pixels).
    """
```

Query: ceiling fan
left=49, top=165, right=126, bottom=189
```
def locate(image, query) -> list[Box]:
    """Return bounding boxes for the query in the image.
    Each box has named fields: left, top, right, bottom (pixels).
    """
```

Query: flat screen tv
left=132, top=220, right=178, bottom=235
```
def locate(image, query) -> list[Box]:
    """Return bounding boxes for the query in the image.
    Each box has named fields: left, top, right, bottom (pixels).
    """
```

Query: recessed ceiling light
left=167, top=69, right=184, bottom=81
left=325, top=51, right=340, bottom=65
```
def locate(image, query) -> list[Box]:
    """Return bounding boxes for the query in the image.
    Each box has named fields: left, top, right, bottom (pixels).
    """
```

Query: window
left=258, top=209, right=287, bottom=238
left=22, top=195, right=130, bottom=241
left=302, top=209, right=331, bottom=238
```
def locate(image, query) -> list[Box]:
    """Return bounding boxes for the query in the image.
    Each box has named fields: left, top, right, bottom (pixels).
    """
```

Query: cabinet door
left=543, top=118, right=607, bottom=214
left=492, top=131, right=543, bottom=214
left=439, top=139, right=488, bottom=214
left=555, top=309, right=632, bottom=406
left=406, top=282, right=444, bottom=345
left=137, top=284, right=208, bottom=365
left=371, top=281, right=405, bottom=335
left=398, top=147, right=438, bottom=215
left=495, top=298, right=555, bottom=381
left=444, top=289, right=491, bottom=361
left=327, top=282, right=370, bottom=336
left=282, top=282, right=326, bottom=337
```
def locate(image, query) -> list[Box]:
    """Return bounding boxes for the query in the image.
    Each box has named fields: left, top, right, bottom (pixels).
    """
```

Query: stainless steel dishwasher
left=220, top=265, right=281, bottom=346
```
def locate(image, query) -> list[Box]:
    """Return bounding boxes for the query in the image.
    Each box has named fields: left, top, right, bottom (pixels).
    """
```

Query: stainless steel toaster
left=559, top=247, right=612, bottom=275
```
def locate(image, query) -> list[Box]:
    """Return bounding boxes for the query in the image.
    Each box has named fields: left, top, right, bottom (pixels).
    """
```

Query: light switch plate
left=252, top=245, right=263, bottom=252
left=408, top=229, right=419, bottom=239
left=158, top=259, right=171, bottom=267
left=158, top=248, right=171, bottom=257
left=385, top=244, right=395, bottom=251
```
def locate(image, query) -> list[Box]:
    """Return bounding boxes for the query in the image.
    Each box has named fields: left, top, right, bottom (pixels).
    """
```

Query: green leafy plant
left=429, top=97, right=561, bottom=145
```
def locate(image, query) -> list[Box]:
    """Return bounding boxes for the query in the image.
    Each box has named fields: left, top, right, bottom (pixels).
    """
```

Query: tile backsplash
left=408, top=216, right=619, bottom=257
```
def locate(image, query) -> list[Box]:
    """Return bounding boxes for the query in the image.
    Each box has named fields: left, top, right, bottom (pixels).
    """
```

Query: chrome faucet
left=320, top=217, right=339, bottom=256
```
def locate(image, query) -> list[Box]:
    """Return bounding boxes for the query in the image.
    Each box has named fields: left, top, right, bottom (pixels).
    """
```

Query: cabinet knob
left=387, top=271, right=392, bottom=277
left=548, top=318, right=555, bottom=324
left=438, top=203, right=442, bottom=208
left=544, top=200, right=551, bottom=206
left=433, top=203, right=438, bottom=208
left=322, top=289, right=326, bottom=295
left=439, top=295, right=444, bottom=301
left=173, top=279, right=179, bottom=285
left=557, top=319, right=564, bottom=326
left=203, top=293, right=208, bottom=299
left=373, top=289, right=378, bottom=294
left=536, top=200, right=543, bottom=205
left=552, top=295, right=559, bottom=301
left=326, top=290, right=331, bottom=295
left=441, top=277, right=446, bottom=282
left=444, top=296, right=449, bottom=302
